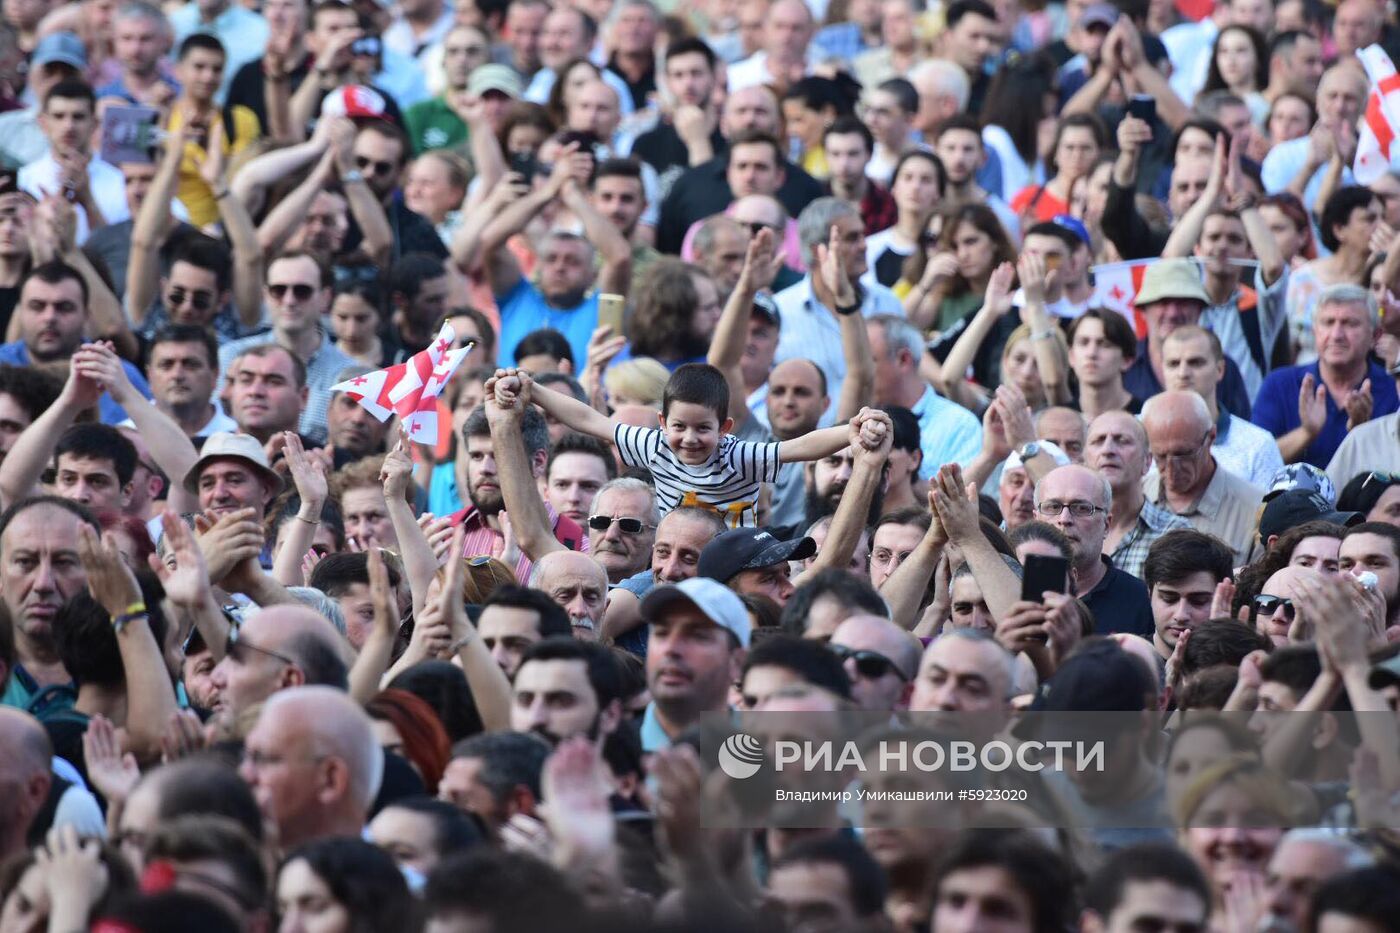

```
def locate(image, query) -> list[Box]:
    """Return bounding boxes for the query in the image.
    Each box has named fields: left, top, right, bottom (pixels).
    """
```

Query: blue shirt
left=0, top=342, right=151, bottom=424
left=909, top=384, right=982, bottom=481
left=495, top=277, right=599, bottom=370
left=1251, top=360, right=1400, bottom=468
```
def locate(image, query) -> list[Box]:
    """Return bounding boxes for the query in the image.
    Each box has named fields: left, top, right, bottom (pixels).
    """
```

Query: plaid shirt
left=1109, top=499, right=1193, bottom=581
left=857, top=182, right=898, bottom=236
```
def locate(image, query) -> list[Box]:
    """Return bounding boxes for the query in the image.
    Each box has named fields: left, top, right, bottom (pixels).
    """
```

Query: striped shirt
left=613, top=424, right=782, bottom=528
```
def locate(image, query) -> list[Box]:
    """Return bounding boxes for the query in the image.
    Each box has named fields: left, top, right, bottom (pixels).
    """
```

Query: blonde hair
left=604, top=357, right=670, bottom=409
left=1173, top=754, right=1311, bottom=828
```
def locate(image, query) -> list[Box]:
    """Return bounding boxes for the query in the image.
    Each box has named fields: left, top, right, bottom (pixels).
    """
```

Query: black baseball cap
left=697, top=527, right=815, bottom=584
left=1258, top=490, right=1362, bottom=541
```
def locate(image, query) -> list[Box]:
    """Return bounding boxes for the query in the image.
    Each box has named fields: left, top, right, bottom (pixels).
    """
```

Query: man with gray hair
left=239, top=686, right=384, bottom=850
left=528, top=550, right=610, bottom=637
left=1253, top=282, right=1399, bottom=468
left=1262, top=829, right=1374, bottom=933
left=867, top=314, right=980, bottom=480
left=1144, top=390, right=1264, bottom=564
left=586, top=477, right=658, bottom=583
left=1036, top=464, right=1153, bottom=636
left=99, top=2, right=178, bottom=106
left=774, top=198, right=902, bottom=414
left=907, top=58, right=970, bottom=137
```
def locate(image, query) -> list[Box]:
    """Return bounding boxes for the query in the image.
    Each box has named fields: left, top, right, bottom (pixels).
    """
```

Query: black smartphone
left=1127, top=94, right=1156, bottom=124
left=508, top=150, right=537, bottom=184
left=1022, top=554, right=1070, bottom=603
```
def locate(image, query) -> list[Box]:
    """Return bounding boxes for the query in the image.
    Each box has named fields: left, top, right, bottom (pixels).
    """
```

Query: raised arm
left=348, top=546, right=399, bottom=704
left=508, top=368, right=616, bottom=441
left=834, top=280, right=873, bottom=423
left=150, top=510, right=230, bottom=662
left=72, top=344, right=199, bottom=513
left=479, top=155, right=579, bottom=296
left=792, top=411, right=893, bottom=585
left=79, top=524, right=178, bottom=763
left=462, top=93, right=506, bottom=200
left=271, top=432, right=329, bottom=587
left=1116, top=18, right=1188, bottom=131
left=879, top=491, right=948, bottom=630
left=379, top=436, right=443, bottom=616
left=934, top=261, right=1015, bottom=404
left=327, top=117, right=393, bottom=269
left=442, top=527, right=513, bottom=731
left=1015, top=254, right=1070, bottom=404
left=257, top=149, right=338, bottom=256
left=933, top=463, right=1021, bottom=624
left=706, top=230, right=774, bottom=425
left=126, top=127, right=186, bottom=326
left=0, top=359, right=94, bottom=507
left=196, top=121, right=266, bottom=330
left=560, top=174, right=632, bottom=298
left=1163, top=134, right=1226, bottom=260
left=485, top=373, right=566, bottom=562
left=230, top=134, right=327, bottom=217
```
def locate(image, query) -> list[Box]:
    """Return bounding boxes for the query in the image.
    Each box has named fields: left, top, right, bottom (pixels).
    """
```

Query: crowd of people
left=0, top=0, right=1398, bottom=929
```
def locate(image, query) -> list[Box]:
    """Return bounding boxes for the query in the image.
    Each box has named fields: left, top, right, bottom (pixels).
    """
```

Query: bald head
left=768, top=358, right=828, bottom=440
left=1036, top=407, right=1087, bottom=462
left=0, top=708, right=53, bottom=859
left=831, top=614, right=920, bottom=678
left=532, top=550, right=610, bottom=632
left=244, top=605, right=350, bottom=680
left=1085, top=410, right=1151, bottom=493
left=263, top=686, right=383, bottom=812
left=1141, top=389, right=1213, bottom=436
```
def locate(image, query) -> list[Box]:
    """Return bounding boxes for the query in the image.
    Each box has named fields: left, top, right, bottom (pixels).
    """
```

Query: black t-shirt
left=226, top=55, right=314, bottom=137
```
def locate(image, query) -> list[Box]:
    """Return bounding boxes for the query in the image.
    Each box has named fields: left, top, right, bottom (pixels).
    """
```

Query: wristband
left=834, top=297, right=862, bottom=316
left=449, top=632, right=475, bottom=653
left=113, top=605, right=148, bottom=634
left=1030, top=328, right=1058, bottom=341
left=295, top=514, right=321, bottom=526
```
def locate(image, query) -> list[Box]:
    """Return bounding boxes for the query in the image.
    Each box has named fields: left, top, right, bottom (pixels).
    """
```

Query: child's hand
left=858, top=414, right=887, bottom=451
left=494, top=374, right=523, bottom=407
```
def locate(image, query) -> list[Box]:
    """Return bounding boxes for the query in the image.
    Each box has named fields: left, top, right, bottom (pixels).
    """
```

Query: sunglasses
left=829, top=644, right=908, bottom=681
left=168, top=287, right=215, bottom=311
left=1364, top=471, right=1400, bottom=488
left=587, top=515, right=654, bottom=534
left=355, top=155, right=396, bottom=177
left=467, top=555, right=494, bottom=567
left=268, top=282, right=316, bottom=301
left=1252, top=595, right=1296, bottom=621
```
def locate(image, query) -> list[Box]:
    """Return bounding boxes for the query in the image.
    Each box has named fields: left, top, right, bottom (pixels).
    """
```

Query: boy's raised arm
left=511, top=369, right=617, bottom=441
left=777, top=407, right=883, bottom=463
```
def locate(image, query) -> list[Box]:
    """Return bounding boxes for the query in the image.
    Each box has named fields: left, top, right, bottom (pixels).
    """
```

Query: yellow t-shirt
left=167, top=105, right=260, bottom=227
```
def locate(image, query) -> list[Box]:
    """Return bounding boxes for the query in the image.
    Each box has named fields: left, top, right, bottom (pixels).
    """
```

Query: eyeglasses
left=1252, top=595, right=1296, bottom=621
left=224, top=629, right=297, bottom=667
left=587, top=515, right=654, bottom=534
left=355, top=155, right=396, bottom=177
left=828, top=644, right=908, bottom=681
left=1364, top=471, right=1400, bottom=488
left=167, top=287, right=215, bottom=311
left=267, top=282, right=316, bottom=301
left=1150, top=430, right=1212, bottom=467
left=1035, top=500, right=1107, bottom=519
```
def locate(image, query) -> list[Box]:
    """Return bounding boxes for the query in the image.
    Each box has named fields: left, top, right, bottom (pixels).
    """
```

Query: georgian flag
left=1091, top=259, right=1155, bottom=339
left=331, top=324, right=474, bottom=443
left=1355, top=45, right=1400, bottom=185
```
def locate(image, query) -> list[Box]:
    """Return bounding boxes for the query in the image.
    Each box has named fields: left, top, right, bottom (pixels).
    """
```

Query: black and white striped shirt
left=613, top=425, right=783, bottom=528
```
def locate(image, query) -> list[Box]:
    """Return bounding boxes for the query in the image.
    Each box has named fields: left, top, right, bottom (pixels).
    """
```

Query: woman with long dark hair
left=1200, top=25, right=1270, bottom=125
left=1009, top=113, right=1106, bottom=226
left=903, top=203, right=1017, bottom=332
left=276, top=837, right=417, bottom=933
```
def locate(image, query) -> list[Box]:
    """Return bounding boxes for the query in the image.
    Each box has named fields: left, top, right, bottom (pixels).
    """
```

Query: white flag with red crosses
left=1356, top=45, right=1400, bottom=185
left=331, top=324, right=473, bottom=443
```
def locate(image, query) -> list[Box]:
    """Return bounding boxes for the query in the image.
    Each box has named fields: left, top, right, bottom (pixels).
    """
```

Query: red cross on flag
left=1356, top=45, right=1400, bottom=185
left=331, top=324, right=474, bottom=443
left=1090, top=259, right=1154, bottom=339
